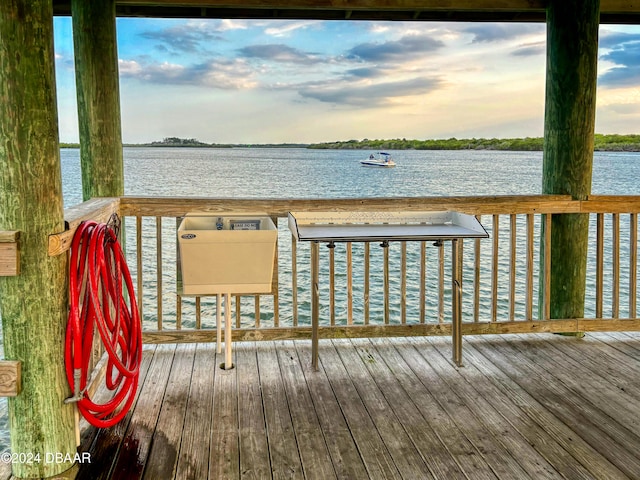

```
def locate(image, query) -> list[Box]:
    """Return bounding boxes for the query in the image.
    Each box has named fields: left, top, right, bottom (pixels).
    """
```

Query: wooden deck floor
left=75, top=332, right=640, bottom=480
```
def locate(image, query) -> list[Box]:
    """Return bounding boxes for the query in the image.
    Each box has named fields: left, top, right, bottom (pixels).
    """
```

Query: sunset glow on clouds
left=53, top=18, right=640, bottom=144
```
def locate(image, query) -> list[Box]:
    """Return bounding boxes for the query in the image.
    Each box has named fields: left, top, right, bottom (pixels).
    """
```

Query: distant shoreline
left=59, top=133, right=640, bottom=152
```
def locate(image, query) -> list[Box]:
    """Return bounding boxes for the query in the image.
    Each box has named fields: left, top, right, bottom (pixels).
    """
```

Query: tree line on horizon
left=307, top=134, right=640, bottom=151
left=59, top=133, right=640, bottom=151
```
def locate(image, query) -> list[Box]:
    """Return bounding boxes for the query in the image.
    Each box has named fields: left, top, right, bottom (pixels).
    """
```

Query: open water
left=1, top=147, right=639, bottom=453
left=60, top=147, right=640, bottom=205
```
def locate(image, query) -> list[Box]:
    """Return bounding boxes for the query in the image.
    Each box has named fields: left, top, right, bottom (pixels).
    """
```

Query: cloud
left=599, top=36, right=640, bottom=87
left=119, top=58, right=257, bottom=89
left=344, top=67, right=386, bottom=79
left=347, top=34, right=444, bottom=63
left=511, top=41, right=546, bottom=57
left=139, top=21, right=230, bottom=54
left=298, top=76, right=442, bottom=106
left=463, top=24, right=544, bottom=43
left=238, top=44, right=323, bottom=65
left=264, top=21, right=316, bottom=37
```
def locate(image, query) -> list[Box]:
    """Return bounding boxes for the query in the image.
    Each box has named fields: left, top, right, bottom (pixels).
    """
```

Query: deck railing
left=51, top=194, right=640, bottom=347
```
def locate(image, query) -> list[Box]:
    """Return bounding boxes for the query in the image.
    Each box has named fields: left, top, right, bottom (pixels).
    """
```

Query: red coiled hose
left=65, top=218, right=142, bottom=428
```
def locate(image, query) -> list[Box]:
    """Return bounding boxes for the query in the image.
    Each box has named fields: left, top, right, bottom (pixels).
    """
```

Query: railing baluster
left=384, top=243, right=390, bottom=324
left=364, top=242, right=370, bottom=325
left=630, top=213, right=637, bottom=319
left=509, top=214, right=517, bottom=320
left=255, top=295, right=260, bottom=328
left=156, top=216, right=163, bottom=330
left=291, top=235, right=298, bottom=327
left=596, top=213, right=604, bottom=318
left=543, top=214, right=551, bottom=321
left=195, top=296, right=201, bottom=329
left=613, top=213, right=620, bottom=319
left=176, top=295, right=182, bottom=330
left=347, top=242, right=353, bottom=326
left=401, top=241, right=407, bottom=324
left=474, top=216, right=481, bottom=323
left=420, top=241, right=426, bottom=324
left=329, top=243, right=335, bottom=326
left=235, top=295, right=241, bottom=328
left=438, top=242, right=444, bottom=323
left=136, top=216, right=143, bottom=323
left=526, top=214, right=534, bottom=321
left=492, top=214, right=499, bottom=322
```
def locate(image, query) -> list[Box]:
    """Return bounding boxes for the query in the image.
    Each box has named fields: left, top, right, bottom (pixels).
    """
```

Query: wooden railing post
left=0, top=1, right=77, bottom=476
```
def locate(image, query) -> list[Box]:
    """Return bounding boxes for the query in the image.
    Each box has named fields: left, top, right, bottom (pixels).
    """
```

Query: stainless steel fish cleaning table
left=288, top=211, right=489, bottom=369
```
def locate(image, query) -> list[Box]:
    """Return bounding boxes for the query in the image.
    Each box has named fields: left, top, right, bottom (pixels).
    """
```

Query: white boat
left=361, top=152, right=396, bottom=167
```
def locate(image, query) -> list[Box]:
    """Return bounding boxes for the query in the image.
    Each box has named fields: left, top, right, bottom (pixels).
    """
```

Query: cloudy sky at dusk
left=53, top=18, right=640, bottom=144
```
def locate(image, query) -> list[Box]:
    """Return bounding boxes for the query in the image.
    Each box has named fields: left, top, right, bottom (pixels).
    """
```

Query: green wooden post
left=0, top=1, right=77, bottom=477
left=72, top=0, right=124, bottom=201
left=541, top=0, right=600, bottom=320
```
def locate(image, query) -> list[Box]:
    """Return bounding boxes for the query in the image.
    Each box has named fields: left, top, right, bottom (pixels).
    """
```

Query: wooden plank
left=76, top=345, right=156, bottom=480
left=118, top=195, right=579, bottom=218
left=294, top=340, right=370, bottom=480
left=256, top=342, right=304, bottom=479
left=320, top=340, right=401, bottom=479
left=0, top=231, right=19, bottom=243
left=393, top=337, right=537, bottom=479
left=0, top=361, right=21, bottom=396
left=210, top=344, right=240, bottom=479
left=510, top=336, right=640, bottom=428
left=461, top=338, right=627, bottom=480
left=427, top=336, right=602, bottom=479
left=108, top=344, right=177, bottom=479
left=555, top=334, right=640, bottom=397
left=364, top=338, right=470, bottom=479
left=235, top=343, right=270, bottom=479
left=141, top=319, right=605, bottom=345
left=142, top=343, right=195, bottom=480
left=48, top=198, right=120, bottom=256
left=336, top=338, right=431, bottom=478
left=499, top=337, right=640, bottom=472
left=471, top=336, right=640, bottom=478
left=276, top=341, right=337, bottom=479
left=583, top=195, right=640, bottom=213
left=0, top=242, right=18, bottom=276
left=175, top=344, right=215, bottom=480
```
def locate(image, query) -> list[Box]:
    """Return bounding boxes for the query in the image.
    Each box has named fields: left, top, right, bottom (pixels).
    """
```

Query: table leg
left=451, top=239, right=463, bottom=367
left=224, top=293, right=233, bottom=370
left=216, top=294, right=222, bottom=354
left=311, top=241, right=319, bottom=370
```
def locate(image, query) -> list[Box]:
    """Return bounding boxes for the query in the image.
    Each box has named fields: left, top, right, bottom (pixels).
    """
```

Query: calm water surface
left=60, top=147, right=640, bottom=206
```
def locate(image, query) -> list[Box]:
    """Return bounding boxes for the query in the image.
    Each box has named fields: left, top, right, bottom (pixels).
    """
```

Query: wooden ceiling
left=52, top=0, right=640, bottom=24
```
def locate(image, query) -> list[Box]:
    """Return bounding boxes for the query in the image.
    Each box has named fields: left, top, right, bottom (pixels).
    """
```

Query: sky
left=53, top=18, right=640, bottom=144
